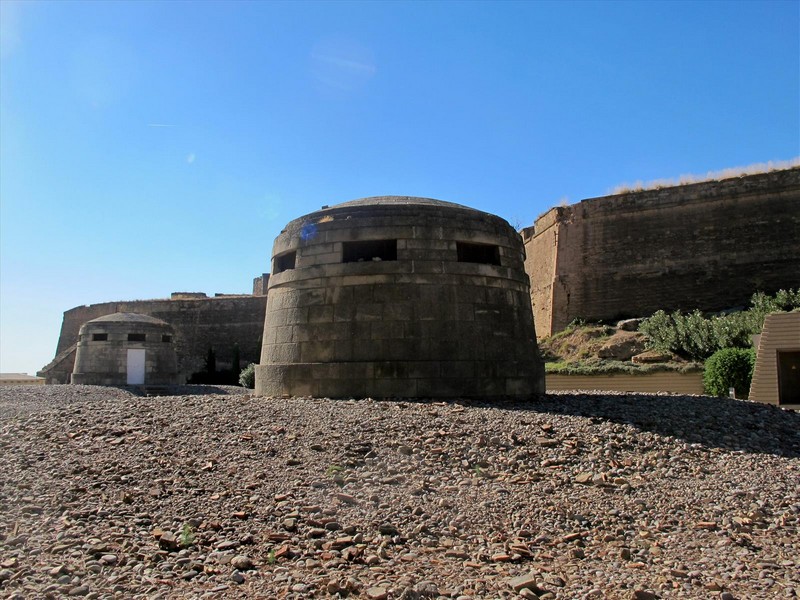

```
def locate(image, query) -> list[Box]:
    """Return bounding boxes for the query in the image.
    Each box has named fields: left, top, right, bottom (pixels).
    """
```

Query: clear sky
left=1, top=0, right=798, bottom=375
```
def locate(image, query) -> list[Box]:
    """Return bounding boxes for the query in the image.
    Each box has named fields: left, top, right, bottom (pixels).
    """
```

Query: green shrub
left=639, top=289, right=799, bottom=360
left=639, top=309, right=717, bottom=359
left=239, top=363, right=256, bottom=388
left=703, top=348, right=756, bottom=398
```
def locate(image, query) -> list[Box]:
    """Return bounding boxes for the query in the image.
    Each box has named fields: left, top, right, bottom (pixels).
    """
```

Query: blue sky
left=1, top=0, right=798, bottom=375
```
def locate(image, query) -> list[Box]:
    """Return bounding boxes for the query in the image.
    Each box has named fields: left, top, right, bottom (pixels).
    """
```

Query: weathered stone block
left=308, top=305, right=334, bottom=323
left=300, top=341, right=335, bottom=363
left=370, top=321, right=405, bottom=340
left=382, top=302, right=413, bottom=321
left=355, top=303, right=384, bottom=321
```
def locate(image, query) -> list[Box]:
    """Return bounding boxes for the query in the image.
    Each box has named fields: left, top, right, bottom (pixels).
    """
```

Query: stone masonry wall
left=524, top=168, right=800, bottom=337
left=45, top=295, right=267, bottom=384
left=257, top=199, right=544, bottom=399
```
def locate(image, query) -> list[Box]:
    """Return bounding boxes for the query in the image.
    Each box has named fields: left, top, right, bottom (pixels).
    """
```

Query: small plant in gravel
left=179, top=523, right=195, bottom=548
left=239, top=363, right=256, bottom=388
left=471, top=464, right=486, bottom=478
left=266, top=548, right=277, bottom=565
left=326, top=464, right=346, bottom=486
left=325, top=464, right=343, bottom=477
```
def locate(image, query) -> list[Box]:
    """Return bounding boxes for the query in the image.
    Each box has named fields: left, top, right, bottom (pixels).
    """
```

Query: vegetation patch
left=639, top=290, right=800, bottom=360
left=703, top=348, right=756, bottom=399
left=545, top=359, right=700, bottom=376
left=541, top=290, right=797, bottom=387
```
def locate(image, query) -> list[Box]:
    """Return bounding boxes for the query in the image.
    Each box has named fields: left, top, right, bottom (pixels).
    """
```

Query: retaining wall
left=545, top=371, right=705, bottom=395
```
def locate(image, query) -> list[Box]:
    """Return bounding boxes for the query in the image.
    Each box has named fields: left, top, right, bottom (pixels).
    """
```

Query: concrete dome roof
left=87, top=312, right=169, bottom=326
left=330, top=196, right=473, bottom=210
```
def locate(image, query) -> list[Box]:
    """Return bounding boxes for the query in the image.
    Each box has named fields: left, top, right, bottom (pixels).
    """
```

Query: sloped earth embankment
left=1, top=385, right=798, bottom=600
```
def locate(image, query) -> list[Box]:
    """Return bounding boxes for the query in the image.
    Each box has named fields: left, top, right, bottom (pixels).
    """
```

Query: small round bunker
left=256, top=196, right=545, bottom=399
left=71, top=312, right=179, bottom=386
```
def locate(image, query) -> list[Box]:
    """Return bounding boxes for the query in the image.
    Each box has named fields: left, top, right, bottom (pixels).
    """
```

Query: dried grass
left=609, top=157, right=800, bottom=195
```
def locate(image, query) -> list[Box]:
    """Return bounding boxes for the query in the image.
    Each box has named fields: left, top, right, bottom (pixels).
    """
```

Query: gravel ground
left=1, top=385, right=798, bottom=600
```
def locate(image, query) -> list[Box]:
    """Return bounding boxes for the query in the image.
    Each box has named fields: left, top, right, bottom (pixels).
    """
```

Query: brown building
left=0, top=373, right=46, bottom=386
left=749, top=312, right=800, bottom=409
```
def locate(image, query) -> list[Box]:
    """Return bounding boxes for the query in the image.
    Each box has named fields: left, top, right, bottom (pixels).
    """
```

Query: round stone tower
left=255, top=196, right=545, bottom=399
left=71, top=313, right=178, bottom=386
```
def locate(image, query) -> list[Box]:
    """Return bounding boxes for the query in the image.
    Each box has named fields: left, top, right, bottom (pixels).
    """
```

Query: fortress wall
left=46, top=295, right=267, bottom=383
left=526, top=168, right=800, bottom=337
left=523, top=207, right=563, bottom=338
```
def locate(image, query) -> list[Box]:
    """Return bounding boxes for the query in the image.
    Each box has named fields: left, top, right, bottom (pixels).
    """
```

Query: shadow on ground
left=410, top=393, right=800, bottom=459
left=114, top=384, right=244, bottom=397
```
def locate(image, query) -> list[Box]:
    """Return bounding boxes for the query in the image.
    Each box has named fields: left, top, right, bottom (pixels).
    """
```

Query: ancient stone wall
left=525, top=168, right=800, bottom=337
left=43, top=295, right=267, bottom=383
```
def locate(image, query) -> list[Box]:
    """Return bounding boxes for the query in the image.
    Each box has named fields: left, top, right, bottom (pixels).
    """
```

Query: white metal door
left=127, top=349, right=146, bottom=385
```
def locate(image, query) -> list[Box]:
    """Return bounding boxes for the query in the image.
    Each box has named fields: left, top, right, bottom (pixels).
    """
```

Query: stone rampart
left=524, top=168, right=800, bottom=337
left=42, top=294, right=267, bottom=384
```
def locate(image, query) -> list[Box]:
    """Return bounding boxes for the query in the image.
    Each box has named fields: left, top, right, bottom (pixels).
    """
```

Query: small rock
left=366, top=586, right=389, bottom=600
left=216, top=540, right=239, bottom=551
left=230, top=571, right=245, bottom=584
left=378, top=523, right=399, bottom=536
left=282, top=518, right=297, bottom=531
left=327, top=579, right=344, bottom=594
left=49, top=565, right=67, bottom=577
left=230, top=555, right=254, bottom=570
left=158, top=532, right=179, bottom=552
left=68, top=586, right=90, bottom=596
left=632, top=592, right=658, bottom=600
left=335, top=492, right=359, bottom=505
left=415, top=580, right=439, bottom=596
left=508, top=572, right=542, bottom=593
left=617, top=318, right=644, bottom=331
left=631, top=349, right=674, bottom=364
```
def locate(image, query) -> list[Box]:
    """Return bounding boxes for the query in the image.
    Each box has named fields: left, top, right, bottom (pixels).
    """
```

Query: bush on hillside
left=639, top=289, right=799, bottom=360
left=703, top=348, right=756, bottom=399
left=239, top=363, right=256, bottom=389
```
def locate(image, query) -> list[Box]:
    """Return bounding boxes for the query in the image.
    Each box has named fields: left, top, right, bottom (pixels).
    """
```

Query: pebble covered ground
left=1, top=385, right=798, bottom=600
